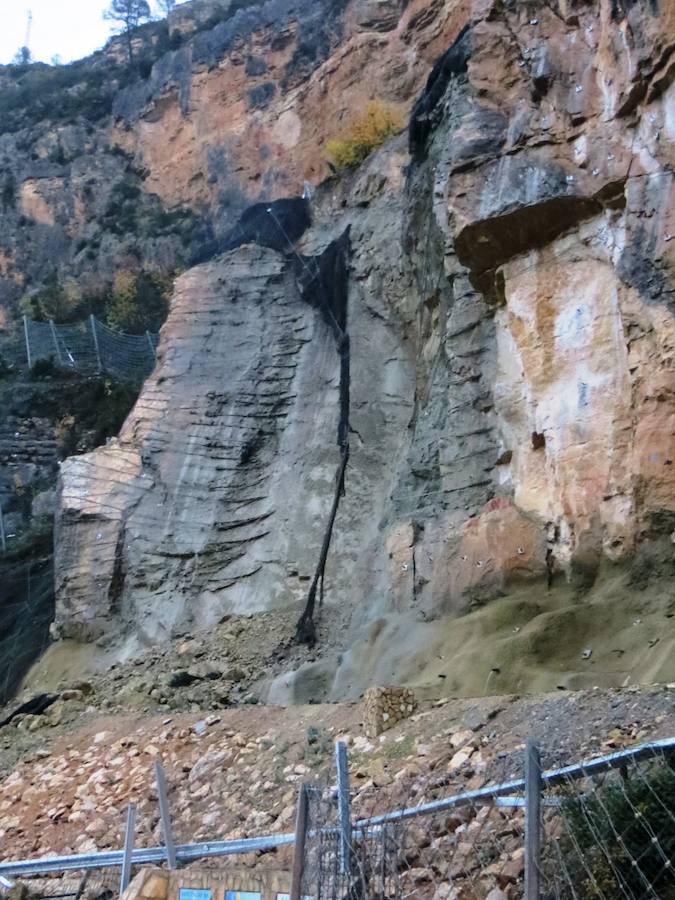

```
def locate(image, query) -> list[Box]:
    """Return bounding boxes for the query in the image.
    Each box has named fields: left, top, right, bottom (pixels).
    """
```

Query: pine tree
left=103, top=0, right=152, bottom=64
left=12, top=46, right=31, bottom=66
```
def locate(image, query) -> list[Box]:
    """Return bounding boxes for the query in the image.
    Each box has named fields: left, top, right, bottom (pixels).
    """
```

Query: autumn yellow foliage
left=326, top=101, right=404, bottom=171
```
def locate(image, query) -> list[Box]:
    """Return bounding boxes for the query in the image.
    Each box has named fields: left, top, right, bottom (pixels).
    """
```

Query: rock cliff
left=7, top=0, right=675, bottom=700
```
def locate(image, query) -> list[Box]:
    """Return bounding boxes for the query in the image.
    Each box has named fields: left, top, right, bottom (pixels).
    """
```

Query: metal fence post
left=145, top=330, right=155, bottom=361
left=22, top=315, right=32, bottom=369
left=290, top=783, right=310, bottom=900
left=90, top=314, right=102, bottom=373
left=119, top=803, right=136, bottom=897
left=154, top=760, right=177, bottom=870
left=49, top=319, right=63, bottom=367
left=335, top=740, right=352, bottom=875
left=525, top=738, right=542, bottom=900
left=74, top=871, right=90, bottom=900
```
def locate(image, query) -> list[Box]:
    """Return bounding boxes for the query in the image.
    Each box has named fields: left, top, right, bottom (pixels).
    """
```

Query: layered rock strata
left=55, top=0, right=675, bottom=695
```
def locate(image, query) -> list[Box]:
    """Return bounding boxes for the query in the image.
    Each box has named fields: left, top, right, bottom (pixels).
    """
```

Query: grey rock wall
left=52, top=0, right=675, bottom=701
left=55, top=228, right=417, bottom=654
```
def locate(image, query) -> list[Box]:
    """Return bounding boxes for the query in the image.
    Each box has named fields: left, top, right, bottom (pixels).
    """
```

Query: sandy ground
left=10, top=559, right=675, bottom=719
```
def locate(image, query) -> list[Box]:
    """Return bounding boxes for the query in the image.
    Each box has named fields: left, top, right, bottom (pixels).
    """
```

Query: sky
left=1, top=0, right=187, bottom=66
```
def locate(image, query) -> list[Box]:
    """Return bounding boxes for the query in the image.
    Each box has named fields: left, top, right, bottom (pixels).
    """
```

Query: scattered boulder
left=0, top=693, right=59, bottom=729
left=167, top=670, right=200, bottom=688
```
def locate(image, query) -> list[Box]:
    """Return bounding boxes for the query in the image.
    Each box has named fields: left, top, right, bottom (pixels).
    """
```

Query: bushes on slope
left=325, top=100, right=404, bottom=171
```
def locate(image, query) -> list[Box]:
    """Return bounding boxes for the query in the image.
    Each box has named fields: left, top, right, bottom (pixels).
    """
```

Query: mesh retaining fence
left=0, top=317, right=158, bottom=383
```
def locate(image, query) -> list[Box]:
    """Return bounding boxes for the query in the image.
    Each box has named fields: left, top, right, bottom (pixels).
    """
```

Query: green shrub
left=29, top=357, right=60, bottom=380
left=201, top=0, right=260, bottom=31
left=105, top=269, right=171, bottom=334
left=0, top=62, right=116, bottom=133
left=1, top=173, right=16, bottom=210
left=49, top=142, right=67, bottom=165
left=102, top=180, right=142, bottom=234
left=554, top=760, right=675, bottom=898
left=0, top=23, right=171, bottom=136
left=55, top=376, right=141, bottom=455
left=0, top=353, right=15, bottom=380
left=326, top=100, right=404, bottom=171
left=20, top=272, right=85, bottom=322
left=110, top=144, right=132, bottom=159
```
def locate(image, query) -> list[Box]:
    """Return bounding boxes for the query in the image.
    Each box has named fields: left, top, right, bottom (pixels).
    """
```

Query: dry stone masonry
left=363, top=686, right=417, bottom=738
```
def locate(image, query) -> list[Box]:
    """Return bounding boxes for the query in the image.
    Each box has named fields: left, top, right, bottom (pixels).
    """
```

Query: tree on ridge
left=103, top=0, right=152, bottom=65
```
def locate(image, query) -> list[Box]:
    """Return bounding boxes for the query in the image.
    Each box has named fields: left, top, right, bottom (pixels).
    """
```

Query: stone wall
left=123, top=867, right=294, bottom=900
left=363, top=686, right=416, bottom=738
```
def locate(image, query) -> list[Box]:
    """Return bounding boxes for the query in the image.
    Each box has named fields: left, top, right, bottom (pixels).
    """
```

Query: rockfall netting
left=0, top=318, right=158, bottom=383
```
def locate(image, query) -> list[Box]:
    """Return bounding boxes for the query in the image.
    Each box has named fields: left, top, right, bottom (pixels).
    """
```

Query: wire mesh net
left=0, top=318, right=157, bottom=383
left=0, top=738, right=674, bottom=899
left=299, top=785, right=338, bottom=898
left=0, top=557, right=54, bottom=705
left=540, top=751, right=675, bottom=899
left=0, top=336, right=27, bottom=369
left=296, top=740, right=675, bottom=899
left=298, top=740, right=530, bottom=900
left=9, top=867, right=123, bottom=900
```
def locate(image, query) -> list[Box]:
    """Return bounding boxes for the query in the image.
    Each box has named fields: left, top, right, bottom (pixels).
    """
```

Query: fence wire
left=17, top=867, right=123, bottom=900
left=1, top=738, right=674, bottom=900
left=541, top=751, right=675, bottom=900
left=301, top=786, right=342, bottom=899
left=0, top=557, right=54, bottom=705
left=301, top=739, right=675, bottom=900
left=0, top=318, right=158, bottom=383
left=343, top=744, right=526, bottom=900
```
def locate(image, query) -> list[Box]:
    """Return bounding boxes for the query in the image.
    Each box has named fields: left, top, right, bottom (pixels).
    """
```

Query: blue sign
left=225, top=891, right=260, bottom=900
left=179, top=890, right=212, bottom=900
left=224, top=893, right=261, bottom=900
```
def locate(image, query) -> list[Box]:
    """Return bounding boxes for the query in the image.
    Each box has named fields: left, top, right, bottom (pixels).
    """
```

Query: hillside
left=1, top=683, right=674, bottom=880
left=0, top=1, right=674, bottom=896
left=46, top=0, right=675, bottom=702
left=0, top=0, right=673, bottom=850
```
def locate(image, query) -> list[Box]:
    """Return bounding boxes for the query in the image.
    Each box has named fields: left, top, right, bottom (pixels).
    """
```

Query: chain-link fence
left=1, top=738, right=674, bottom=900
left=540, top=749, right=675, bottom=899
left=299, top=738, right=675, bottom=900
left=11, top=867, right=125, bottom=900
left=0, top=557, right=54, bottom=705
left=0, top=317, right=158, bottom=383
left=314, top=742, right=528, bottom=900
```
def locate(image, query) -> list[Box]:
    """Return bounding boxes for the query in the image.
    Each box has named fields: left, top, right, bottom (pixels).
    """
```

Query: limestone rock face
left=110, top=0, right=466, bottom=218
left=55, top=236, right=415, bottom=647
left=0, top=0, right=461, bottom=321
left=53, top=0, right=675, bottom=695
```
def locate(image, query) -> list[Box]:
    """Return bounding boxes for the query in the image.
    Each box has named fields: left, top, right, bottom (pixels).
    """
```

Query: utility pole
left=15, top=10, right=33, bottom=65
left=24, top=10, right=33, bottom=55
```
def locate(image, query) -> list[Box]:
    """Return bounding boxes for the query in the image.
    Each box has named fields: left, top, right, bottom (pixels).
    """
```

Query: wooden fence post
left=525, top=739, right=542, bottom=900
left=290, top=783, right=310, bottom=900
left=154, top=760, right=177, bottom=870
